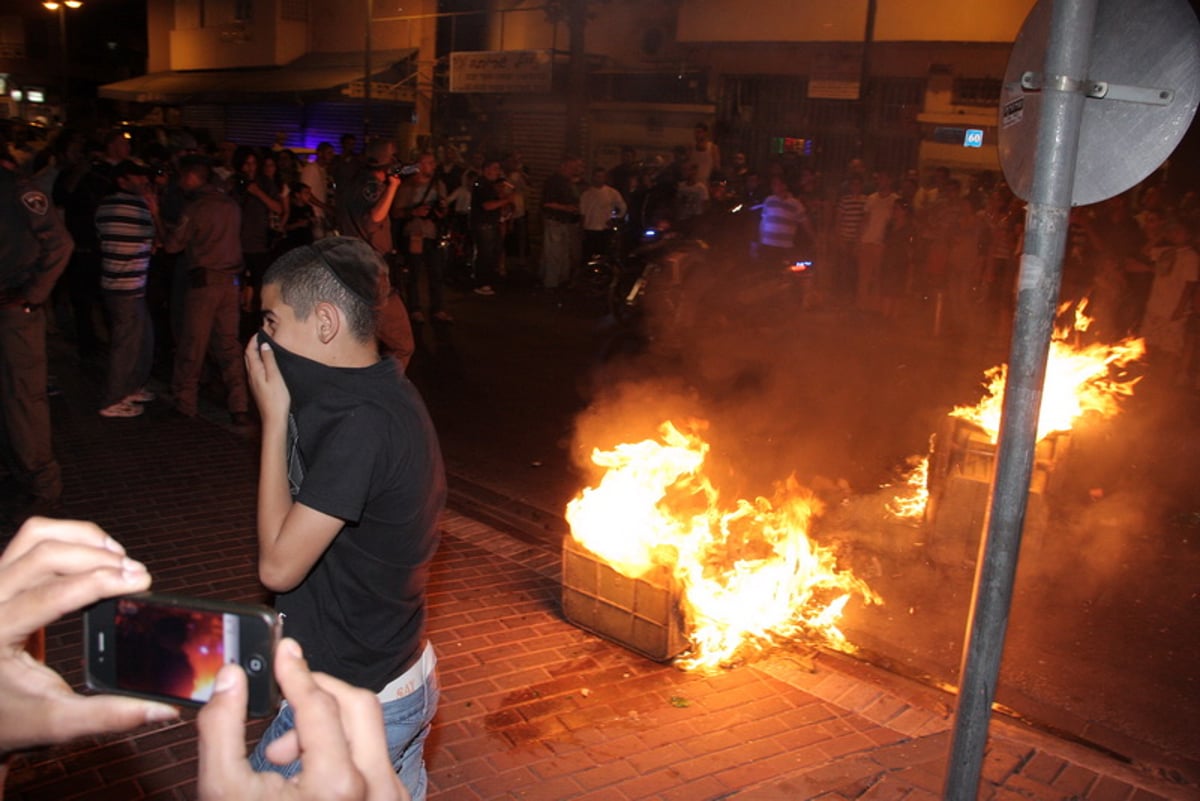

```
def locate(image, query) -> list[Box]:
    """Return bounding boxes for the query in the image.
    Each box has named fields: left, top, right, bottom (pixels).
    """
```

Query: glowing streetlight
left=43, top=0, right=82, bottom=120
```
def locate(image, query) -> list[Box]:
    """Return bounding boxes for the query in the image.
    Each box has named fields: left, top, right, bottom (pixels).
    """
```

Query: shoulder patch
left=20, top=191, right=49, bottom=216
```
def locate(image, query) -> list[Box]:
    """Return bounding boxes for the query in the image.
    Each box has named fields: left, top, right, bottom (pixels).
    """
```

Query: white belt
left=376, top=642, right=436, bottom=703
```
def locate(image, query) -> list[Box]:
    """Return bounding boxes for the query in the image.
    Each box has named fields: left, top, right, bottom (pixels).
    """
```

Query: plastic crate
left=561, top=536, right=689, bottom=662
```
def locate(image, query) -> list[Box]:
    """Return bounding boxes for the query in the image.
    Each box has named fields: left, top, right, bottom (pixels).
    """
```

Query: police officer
left=0, top=132, right=73, bottom=524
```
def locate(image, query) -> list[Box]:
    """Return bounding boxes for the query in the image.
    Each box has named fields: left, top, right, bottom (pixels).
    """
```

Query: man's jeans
left=249, top=663, right=440, bottom=801
left=540, top=219, right=581, bottom=289
left=102, top=292, right=153, bottom=408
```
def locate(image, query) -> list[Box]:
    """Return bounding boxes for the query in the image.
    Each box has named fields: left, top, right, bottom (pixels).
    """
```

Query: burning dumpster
left=562, top=535, right=689, bottom=662
left=562, top=421, right=879, bottom=670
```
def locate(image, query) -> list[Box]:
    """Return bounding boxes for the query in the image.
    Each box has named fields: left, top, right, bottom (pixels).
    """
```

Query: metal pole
left=363, top=0, right=373, bottom=143
left=942, top=0, right=1098, bottom=798
left=859, top=0, right=877, bottom=160
left=58, top=8, right=68, bottom=122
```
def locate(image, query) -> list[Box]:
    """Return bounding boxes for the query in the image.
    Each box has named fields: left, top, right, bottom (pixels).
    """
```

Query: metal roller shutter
left=300, top=101, right=412, bottom=151
left=225, top=104, right=305, bottom=149
left=180, top=104, right=228, bottom=147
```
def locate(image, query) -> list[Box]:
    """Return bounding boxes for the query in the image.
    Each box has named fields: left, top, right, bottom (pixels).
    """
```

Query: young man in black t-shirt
left=244, top=236, right=446, bottom=799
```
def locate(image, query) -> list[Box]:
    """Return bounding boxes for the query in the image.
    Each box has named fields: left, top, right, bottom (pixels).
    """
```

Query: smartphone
left=84, top=592, right=282, bottom=717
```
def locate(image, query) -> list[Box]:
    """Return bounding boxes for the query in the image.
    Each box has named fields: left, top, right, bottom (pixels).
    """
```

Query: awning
left=99, top=49, right=416, bottom=104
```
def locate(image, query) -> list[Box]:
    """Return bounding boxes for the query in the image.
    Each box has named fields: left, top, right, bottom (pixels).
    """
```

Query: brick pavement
left=1, top=344, right=1194, bottom=801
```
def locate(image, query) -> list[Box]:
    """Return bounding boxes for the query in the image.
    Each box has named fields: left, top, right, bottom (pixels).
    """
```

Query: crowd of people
left=1, top=115, right=1199, bottom=799
left=1, top=121, right=446, bottom=800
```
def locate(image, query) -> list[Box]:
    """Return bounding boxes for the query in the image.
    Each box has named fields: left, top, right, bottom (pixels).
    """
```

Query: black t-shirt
left=279, top=356, right=446, bottom=691
left=470, top=178, right=501, bottom=228
left=237, top=179, right=276, bottom=254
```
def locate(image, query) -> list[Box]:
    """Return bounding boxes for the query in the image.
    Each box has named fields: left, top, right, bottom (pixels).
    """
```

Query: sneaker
left=99, top=401, right=143, bottom=418
left=124, top=388, right=157, bottom=404
left=473, top=286, right=495, bottom=296
left=432, top=310, right=454, bottom=323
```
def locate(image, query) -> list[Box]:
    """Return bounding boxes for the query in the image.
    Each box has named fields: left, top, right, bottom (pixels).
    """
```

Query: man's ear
left=314, top=301, right=341, bottom=344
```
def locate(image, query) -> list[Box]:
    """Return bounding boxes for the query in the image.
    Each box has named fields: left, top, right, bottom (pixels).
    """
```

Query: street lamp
left=43, top=0, right=82, bottom=122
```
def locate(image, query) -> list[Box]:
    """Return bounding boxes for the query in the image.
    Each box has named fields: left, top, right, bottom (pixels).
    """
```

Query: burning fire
left=888, top=302, right=1145, bottom=520
left=886, top=452, right=930, bottom=522
left=566, top=421, right=880, bottom=670
left=949, top=303, right=1145, bottom=443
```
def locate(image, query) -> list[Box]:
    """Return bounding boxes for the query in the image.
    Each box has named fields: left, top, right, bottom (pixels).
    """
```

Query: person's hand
left=244, top=338, right=291, bottom=430
left=0, top=518, right=178, bottom=754
left=196, top=638, right=409, bottom=801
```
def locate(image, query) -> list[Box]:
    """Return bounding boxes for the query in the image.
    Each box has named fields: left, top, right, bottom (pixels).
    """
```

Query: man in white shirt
left=687, top=123, right=721, bottom=187
left=858, top=170, right=898, bottom=311
left=579, top=167, right=627, bottom=262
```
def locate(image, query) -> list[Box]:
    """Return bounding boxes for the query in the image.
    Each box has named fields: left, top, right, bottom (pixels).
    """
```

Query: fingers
left=244, top=336, right=264, bottom=379
left=255, top=339, right=278, bottom=377
left=40, top=694, right=178, bottom=745
left=0, top=536, right=144, bottom=595
left=273, top=640, right=367, bottom=801
left=196, top=664, right=253, bottom=800
left=2, top=564, right=151, bottom=638
left=3, top=517, right=125, bottom=565
left=310, top=673, right=409, bottom=801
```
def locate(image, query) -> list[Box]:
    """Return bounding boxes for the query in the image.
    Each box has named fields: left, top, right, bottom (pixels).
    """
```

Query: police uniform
left=0, top=164, right=73, bottom=515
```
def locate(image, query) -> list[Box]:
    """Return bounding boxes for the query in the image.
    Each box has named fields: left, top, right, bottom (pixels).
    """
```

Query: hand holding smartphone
left=85, top=593, right=282, bottom=717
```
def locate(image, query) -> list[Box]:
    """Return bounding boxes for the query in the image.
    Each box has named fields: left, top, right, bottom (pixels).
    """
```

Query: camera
left=388, top=162, right=421, bottom=178
left=84, top=592, right=282, bottom=717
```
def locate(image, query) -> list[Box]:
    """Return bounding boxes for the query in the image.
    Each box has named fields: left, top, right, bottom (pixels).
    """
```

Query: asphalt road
left=405, top=265, right=1200, bottom=784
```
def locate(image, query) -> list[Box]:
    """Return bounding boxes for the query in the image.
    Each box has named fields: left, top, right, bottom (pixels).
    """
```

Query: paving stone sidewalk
left=1, top=347, right=1193, bottom=801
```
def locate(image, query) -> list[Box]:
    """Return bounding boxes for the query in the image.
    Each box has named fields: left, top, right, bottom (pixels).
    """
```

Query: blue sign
left=964, top=129, right=984, bottom=148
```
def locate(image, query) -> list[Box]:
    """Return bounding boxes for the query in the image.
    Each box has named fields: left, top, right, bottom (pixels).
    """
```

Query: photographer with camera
left=333, top=140, right=415, bottom=361
left=334, top=139, right=404, bottom=261
left=394, top=152, right=450, bottom=323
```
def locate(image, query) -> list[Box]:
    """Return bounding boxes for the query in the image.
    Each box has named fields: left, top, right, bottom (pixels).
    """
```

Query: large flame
left=888, top=303, right=1145, bottom=520
left=949, top=303, right=1145, bottom=443
left=567, top=421, right=879, bottom=671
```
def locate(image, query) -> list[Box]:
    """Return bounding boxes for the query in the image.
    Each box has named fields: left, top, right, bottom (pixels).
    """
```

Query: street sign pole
left=942, top=0, right=1098, bottom=797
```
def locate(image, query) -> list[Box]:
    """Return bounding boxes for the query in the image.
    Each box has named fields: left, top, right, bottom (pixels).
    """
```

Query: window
left=954, top=77, right=1002, bottom=107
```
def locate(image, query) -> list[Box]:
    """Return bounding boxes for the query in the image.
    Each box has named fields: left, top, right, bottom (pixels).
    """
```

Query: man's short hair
left=263, top=237, right=381, bottom=342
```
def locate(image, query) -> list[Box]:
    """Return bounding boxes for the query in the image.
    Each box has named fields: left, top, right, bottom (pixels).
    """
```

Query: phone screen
left=109, top=596, right=241, bottom=704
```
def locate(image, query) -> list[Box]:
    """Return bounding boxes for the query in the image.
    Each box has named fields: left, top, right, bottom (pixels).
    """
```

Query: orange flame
left=886, top=453, right=930, bottom=522
left=949, top=304, right=1145, bottom=443
left=890, top=303, right=1144, bottom=519
left=566, top=421, right=880, bottom=670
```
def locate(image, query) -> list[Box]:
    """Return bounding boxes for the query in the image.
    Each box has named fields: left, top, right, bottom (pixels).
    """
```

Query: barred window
left=954, top=77, right=1002, bottom=107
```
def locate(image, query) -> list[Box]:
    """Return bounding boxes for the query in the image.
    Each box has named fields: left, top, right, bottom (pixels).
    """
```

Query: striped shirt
left=758, top=193, right=808, bottom=249
left=835, top=192, right=867, bottom=242
left=96, top=191, right=155, bottom=294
